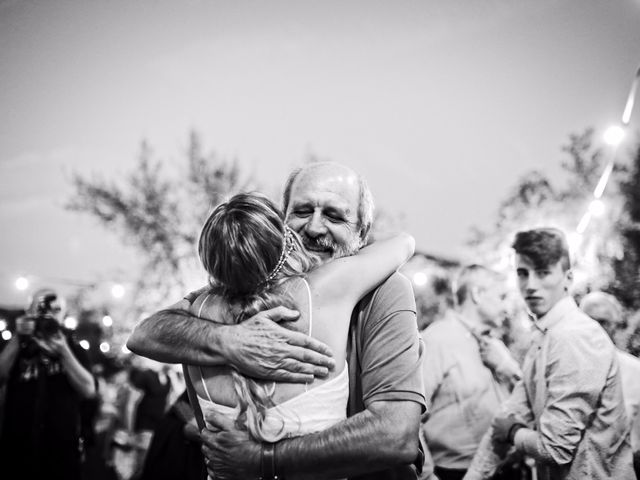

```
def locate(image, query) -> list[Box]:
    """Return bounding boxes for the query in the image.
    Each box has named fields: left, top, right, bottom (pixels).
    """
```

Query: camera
left=17, top=294, right=63, bottom=357
left=31, top=293, right=62, bottom=338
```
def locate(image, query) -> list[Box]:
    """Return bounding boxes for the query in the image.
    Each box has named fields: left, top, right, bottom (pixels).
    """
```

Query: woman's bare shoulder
left=189, top=291, right=233, bottom=324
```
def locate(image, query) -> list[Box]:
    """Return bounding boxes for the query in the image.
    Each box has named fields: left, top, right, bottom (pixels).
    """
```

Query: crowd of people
left=1, top=161, right=639, bottom=480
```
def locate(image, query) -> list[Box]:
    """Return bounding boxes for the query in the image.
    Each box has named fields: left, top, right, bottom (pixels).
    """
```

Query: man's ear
left=470, top=286, right=481, bottom=305
left=564, top=269, right=573, bottom=291
left=359, top=224, right=371, bottom=247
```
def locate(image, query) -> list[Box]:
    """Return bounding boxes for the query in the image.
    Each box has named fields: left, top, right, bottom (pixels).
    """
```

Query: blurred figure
left=108, top=356, right=172, bottom=480
left=420, top=264, right=519, bottom=480
left=466, top=228, right=634, bottom=480
left=138, top=390, right=206, bottom=480
left=580, top=291, right=640, bottom=477
left=416, top=266, right=456, bottom=331
left=0, top=288, right=95, bottom=480
left=496, top=290, right=534, bottom=366
left=628, top=313, right=640, bottom=358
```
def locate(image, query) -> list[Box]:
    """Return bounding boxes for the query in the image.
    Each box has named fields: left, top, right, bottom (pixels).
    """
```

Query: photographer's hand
left=34, top=331, right=69, bottom=357
left=39, top=333, right=96, bottom=399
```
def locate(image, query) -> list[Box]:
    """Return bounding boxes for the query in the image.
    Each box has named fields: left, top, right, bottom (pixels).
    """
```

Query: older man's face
left=285, top=165, right=363, bottom=263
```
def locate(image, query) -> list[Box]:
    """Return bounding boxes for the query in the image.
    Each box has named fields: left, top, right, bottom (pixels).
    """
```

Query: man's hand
left=491, top=414, right=525, bottom=445
left=222, top=306, right=335, bottom=383
left=478, top=336, right=522, bottom=384
left=201, top=410, right=261, bottom=480
left=34, top=331, right=71, bottom=358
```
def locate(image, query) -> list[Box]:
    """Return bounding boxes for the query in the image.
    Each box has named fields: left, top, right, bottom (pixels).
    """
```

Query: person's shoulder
left=381, top=271, right=412, bottom=289
left=421, top=315, right=460, bottom=342
left=359, top=271, right=415, bottom=309
left=551, top=311, right=614, bottom=353
left=618, top=350, right=640, bottom=372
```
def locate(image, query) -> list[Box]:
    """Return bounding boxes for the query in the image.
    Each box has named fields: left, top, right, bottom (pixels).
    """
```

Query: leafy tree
left=610, top=138, right=640, bottom=309
left=67, top=131, right=253, bottom=321
left=466, top=128, right=626, bottom=293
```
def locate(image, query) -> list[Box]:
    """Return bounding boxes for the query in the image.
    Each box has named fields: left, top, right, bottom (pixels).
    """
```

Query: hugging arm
left=203, top=273, right=426, bottom=479
left=318, top=233, right=415, bottom=303
left=203, top=400, right=421, bottom=479
left=127, top=294, right=334, bottom=382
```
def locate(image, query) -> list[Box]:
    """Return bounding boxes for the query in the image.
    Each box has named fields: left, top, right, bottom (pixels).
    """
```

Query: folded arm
left=464, top=379, right=533, bottom=480
left=513, top=330, right=612, bottom=466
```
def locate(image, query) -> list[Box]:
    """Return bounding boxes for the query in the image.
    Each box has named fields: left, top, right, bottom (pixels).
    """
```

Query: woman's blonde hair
left=198, top=192, right=318, bottom=441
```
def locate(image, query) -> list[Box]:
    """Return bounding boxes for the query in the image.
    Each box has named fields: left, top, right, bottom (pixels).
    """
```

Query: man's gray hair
left=281, top=162, right=375, bottom=243
left=454, top=264, right=503, bottom=307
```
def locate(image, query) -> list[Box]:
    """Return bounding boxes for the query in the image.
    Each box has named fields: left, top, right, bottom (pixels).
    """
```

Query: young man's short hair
left=511, top=227, right=571, bottom=271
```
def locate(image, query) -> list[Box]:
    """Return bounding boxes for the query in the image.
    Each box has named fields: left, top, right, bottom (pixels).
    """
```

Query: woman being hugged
left=187, top=192, right=414, bottom=444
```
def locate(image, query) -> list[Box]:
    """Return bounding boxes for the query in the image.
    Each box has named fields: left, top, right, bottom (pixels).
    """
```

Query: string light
left=15, top=276, right=29, bottom=291
left=63, top=316, right=78, bottom=330
left=575, top=64, right=640, bottom=236
left=412, top=272, right=428, bottom=287
left=111, top=284, right=125, bottom=299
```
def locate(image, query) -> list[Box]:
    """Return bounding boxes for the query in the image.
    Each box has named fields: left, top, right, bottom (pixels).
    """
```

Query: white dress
left=195, top=278, right=349, bottom=441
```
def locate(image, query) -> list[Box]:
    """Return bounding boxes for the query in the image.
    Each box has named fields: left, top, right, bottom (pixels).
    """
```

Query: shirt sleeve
left=514, top=328, right=613, bottom=466
left=358, top=273, right=426, bottom=412
left=421, top=328, right=446, bottom=407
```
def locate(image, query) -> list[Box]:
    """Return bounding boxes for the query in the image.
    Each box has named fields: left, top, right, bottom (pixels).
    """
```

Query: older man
left=580, top=291, right=640, bottom=477
left=420, top=265, right=519, bottom=480
left=465, top=228, right=634, bottom=480
left=128, top=162, right=426, bottom=480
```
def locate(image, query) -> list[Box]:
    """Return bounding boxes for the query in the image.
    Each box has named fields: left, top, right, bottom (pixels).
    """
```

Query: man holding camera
left=0, top=288, right=95, bottom=480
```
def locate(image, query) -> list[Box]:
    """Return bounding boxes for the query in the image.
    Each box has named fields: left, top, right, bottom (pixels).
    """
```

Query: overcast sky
left=1, top=0, right=639, bottom=306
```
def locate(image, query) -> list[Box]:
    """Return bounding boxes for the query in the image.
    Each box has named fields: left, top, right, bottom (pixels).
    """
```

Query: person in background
left=465, top=228, right=634, bottom=480
left=139, top=390, right=206, bottom=480
left=0, top=288, right=95, bottom=480
left=415, top=267, right=455, bottom=331
left=420, top=264, right=519, bottom=480
left=580, top=291, right=640, bottom=478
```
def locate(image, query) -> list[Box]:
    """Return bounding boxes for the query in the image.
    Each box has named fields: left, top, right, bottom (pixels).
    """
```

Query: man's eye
left=293, top=209, right=312, bottom=217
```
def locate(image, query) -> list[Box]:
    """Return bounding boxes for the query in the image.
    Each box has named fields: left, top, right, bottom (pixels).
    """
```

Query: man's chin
left=304, top=247, right=333, bottom=262
left=526, top=301, right=549, bottom=318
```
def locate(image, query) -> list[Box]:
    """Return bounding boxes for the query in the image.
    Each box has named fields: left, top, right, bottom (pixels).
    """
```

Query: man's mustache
left=302, top=234, right=336, bottom=252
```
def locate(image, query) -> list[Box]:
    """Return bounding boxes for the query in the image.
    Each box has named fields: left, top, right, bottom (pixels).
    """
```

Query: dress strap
left=301, top=278, right=313, bottom=336
left=196, top=294, right=215, bottom=404
left=301, top=278, right=313, bottom=393
left=197, top=293, right=211, bottom=317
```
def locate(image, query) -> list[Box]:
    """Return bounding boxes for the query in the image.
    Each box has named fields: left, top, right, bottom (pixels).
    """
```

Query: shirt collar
left=534, top=295, right=577, bottom=333
left=453, top=311, right=491, bottom=340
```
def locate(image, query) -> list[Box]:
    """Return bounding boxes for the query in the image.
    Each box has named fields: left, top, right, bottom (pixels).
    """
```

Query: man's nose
left=526, top=275, right=541, bottom=292
left=305, top=211, right=327, bottom=237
